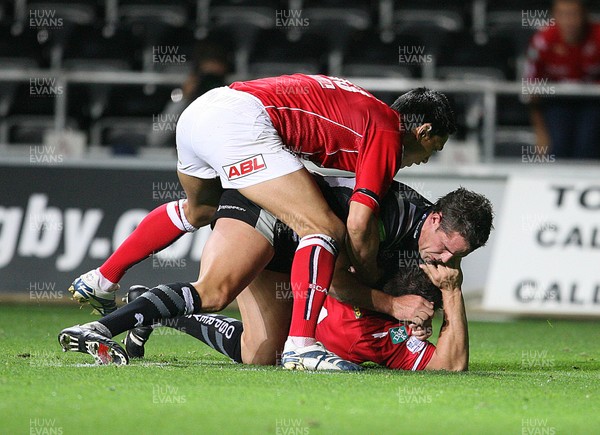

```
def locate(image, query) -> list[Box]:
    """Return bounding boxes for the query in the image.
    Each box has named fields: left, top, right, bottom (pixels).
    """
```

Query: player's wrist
left=372, top=290, right=393, bottom=316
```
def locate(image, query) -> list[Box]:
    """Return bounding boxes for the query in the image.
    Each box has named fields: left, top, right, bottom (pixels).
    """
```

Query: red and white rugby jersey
left=525, top=22, right=600, bottom=83
left=229, top=74, right=404, bottom=214
left=315, top=297, right=435, bottom=371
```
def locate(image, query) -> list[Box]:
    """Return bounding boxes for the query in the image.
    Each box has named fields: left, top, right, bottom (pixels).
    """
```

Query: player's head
left=418, top=188, right=494, bottom=264
left=391, top=88, right=457, bottom=167
left=552, top=0, right=588, bottom=43
left=383, top=266, right=443, bottom=311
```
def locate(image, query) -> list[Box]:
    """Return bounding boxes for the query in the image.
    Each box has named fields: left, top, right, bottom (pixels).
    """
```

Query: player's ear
left=430, top=212, right=442, bottom=229
left=417, top=123, right=433, bottom=140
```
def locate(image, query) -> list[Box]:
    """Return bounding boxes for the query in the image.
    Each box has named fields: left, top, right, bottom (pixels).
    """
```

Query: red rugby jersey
left=315, top=297, right=435, bottom=370
left=525, top=22, right=600, bottom=83
left=229, top=74, right=403, bottom=213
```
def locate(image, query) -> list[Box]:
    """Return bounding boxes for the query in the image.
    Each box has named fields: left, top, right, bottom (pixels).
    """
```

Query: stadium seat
left=101, top=84, right=174, bottom=118
left=63, top=60, right=132, bottom=132
left=248, top=29, right=326, bottom=77
left=389, top=7, right=464, bottom=78
left=343, top=31, right=418, bottom=78
left=27, top=1, right=98, bottom=69
left=0, top=1, right=8, bottom=25
left=210, top=1, right=276, bottom=75
left=62, top=25, right=138, bottom=70
left=494, top=126, right=536, bottom=158
left=0, top=23, right=48, bottom=67
left=118, top=1, right=189, bottom=72
left=496, top=94, right=531, bottom=127
left=90, top=116, right=153, bottom=151
left=436, top=32, right=514, bottom=80
left=0, top=58, right=39, bottom=119
left=486, top=11, right=536, bottom=51
left=4, top=115, right=78, bottom=144
left=149, top=26, right=198, bottom=74
left=8, top=79, right=56, bottom=117
left=285, top=1, right=371, bottom=76
left=484, top=0, right=543, bottom=65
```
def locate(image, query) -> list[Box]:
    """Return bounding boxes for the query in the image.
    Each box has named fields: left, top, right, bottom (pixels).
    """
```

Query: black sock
left=162, top=314, right=243, bottom=363
left=99, top=282, right=201, bottom=337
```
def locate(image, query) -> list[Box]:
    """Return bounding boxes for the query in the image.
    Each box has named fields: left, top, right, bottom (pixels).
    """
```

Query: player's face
left=418, top=213, right=470, bottom=264
left=402, top=124, right=448, bottom=167
left=554, top=1, right=586, bottom=42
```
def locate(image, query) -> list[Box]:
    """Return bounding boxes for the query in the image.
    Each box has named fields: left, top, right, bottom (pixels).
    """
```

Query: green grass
left=1, top=304, right=599, bottom=435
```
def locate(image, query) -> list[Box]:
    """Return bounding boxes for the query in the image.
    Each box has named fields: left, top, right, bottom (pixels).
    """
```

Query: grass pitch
left=0, top=303, right=598, bottom=435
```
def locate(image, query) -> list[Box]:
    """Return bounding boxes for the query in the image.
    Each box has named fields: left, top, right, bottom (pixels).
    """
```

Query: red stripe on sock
left=99, top=202, right=185, bottom=283
left=288, top=239, right=337, bottom=338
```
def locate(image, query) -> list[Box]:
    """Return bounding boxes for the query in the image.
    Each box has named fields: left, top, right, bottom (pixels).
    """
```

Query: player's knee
left=241, top=346, right=278, bottom=366
left=301, top=214, right=346, bottom=246
left=328, top=218, right=346, bottom=245
left=317, top=219, right=346, bottom=248
left=182, top=203, right=215, bottom=229
left=193, top=281, right=235, bottom=312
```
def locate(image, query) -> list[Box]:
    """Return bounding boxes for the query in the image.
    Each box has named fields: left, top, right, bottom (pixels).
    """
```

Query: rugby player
left=121, top=262, right=464, bottom=371
left=59, top=177, right=492, bottom=370
left=66, top=75, right=456, bottom=370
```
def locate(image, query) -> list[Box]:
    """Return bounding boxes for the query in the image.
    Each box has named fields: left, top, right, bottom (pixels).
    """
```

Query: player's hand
left=409, top=318, right=433, bottom=341
left=419, top=257, right=463, bottom=291
left=391, top=294, right=434, bottom=326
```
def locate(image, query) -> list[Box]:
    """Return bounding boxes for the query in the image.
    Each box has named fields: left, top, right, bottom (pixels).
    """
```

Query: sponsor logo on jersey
left=406, top=335, right=426, bottom=354
left=217, top=204, right=246, bottom=213
left=223, top=154, right=266, bottom=180
left=353, top=306, right=363, bottom=319
left=308, top=283, right=327, bottom=293
left=389, top=326, right=409, bottom=344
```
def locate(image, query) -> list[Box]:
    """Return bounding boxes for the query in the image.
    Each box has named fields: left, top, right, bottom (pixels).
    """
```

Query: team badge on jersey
left=389, top=326, right=409, bottom=344
left=353, top=306, right=363, bottom=319
left=223, top=154, right=267, bottom=180
left=406, top=336, right=426, bottom=354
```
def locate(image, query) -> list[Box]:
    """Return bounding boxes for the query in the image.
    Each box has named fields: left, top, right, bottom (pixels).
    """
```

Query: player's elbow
left=445, top=355, right=469, bottom=372
left=427, top=352, right=468, bottom=372
left=346, top=212, right=370, bottom=242
left=447, top=361, right=468, bottom=372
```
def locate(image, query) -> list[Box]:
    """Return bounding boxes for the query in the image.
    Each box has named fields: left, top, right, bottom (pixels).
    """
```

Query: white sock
left=95, top=268, right=118, bottom=293
left=285, top=336, right=317, bottom=352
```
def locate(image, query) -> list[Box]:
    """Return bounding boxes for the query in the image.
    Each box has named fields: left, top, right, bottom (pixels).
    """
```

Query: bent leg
left=158, top=270, right=292, bottom=365
left=98, top=200, right=191, bottom=285
left=91, top=173, right=221, bottom=288
left=240, top=168, right=345, bottom=347
left=239, top=168, right=344, bottom=241
left=237, top=270, right=292, bottom=365
left=177, top=171, right=223, bottom=228
left=192, top=217, right=275, bottom=311
left=96, top=218, right=273, bottom=337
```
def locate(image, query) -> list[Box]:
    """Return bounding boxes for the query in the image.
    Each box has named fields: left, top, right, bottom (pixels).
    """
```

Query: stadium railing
left=1, top=67, right=600, bottom=162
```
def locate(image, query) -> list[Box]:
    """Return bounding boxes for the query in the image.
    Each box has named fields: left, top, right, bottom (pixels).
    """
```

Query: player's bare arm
left=328, top=251, right=434, bottom=327
left=345, top=201, right=381, bottom=285
left=421, top=258, right=469, bottom=372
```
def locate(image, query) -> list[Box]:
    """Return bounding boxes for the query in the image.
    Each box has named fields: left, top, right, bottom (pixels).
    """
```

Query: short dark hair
left=391, top=88, right=457, bottom=137
left=382, top=266, right=443, bottom=311
left=431, top=187, right=494, bottom=252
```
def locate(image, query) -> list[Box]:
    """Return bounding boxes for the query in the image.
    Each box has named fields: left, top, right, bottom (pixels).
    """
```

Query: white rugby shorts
left=176, top=86, right=304, bottom=188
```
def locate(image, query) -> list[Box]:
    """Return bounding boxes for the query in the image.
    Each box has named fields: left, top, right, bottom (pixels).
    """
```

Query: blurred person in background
left=147, top=42, right=230, bottom=147
left=525, top=0, right=600, bottom=160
